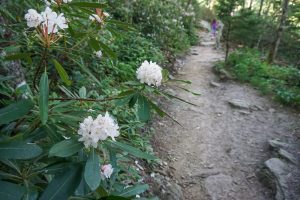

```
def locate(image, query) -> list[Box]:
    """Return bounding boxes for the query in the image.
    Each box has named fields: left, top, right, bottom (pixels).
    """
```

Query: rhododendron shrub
left=0, top=0, right=200, bottom=199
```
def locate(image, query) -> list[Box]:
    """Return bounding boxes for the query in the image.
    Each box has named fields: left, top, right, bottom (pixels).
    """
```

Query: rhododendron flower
left=95, top=50, right=102, bottom=59
left=101, top=164, right=113, bottom=178
left=77, top=112, right=120, bottom=148
left=103, top=12, right=110, bottom=17
left=41, top=7, right=68, bottom=34
left=44, top=0, right=72, bottom=5
left=78, top=116, right=98, bottom=148
left=92, top=112, right=120, bottom=141
left=136, top=60, right=163, bottom=86
left=25, top=9, right=43, bottom=28
left=89, top=14, right=102, bottom=23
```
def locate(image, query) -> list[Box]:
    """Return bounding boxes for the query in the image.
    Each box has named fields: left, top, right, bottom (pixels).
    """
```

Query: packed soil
left=152, top=31, right=300, bottom=200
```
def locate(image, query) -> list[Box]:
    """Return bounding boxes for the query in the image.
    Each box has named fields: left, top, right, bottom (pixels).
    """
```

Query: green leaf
left=84, top=150, right=101, bottom=191
left=114, top=184, right=149, bottom=197
left=40, top=165, right=82, bottom=200
left=174, top=86, right=201, bottom=96
left=0, top=181, right=25, bottom=200
left=0, top=141, right=42, bottom=159
left=41, top=162, right=71, bottom=175
left=137, top=95, right=150, bottom=122
left=129, top=93, right=138, bottom=108
left=88, top=38, right=101, bottom=51
left=49, top=139, right=83, bottom=157
left=163, top=91, right=199, bottom=107
left=71, top=58, right=101, bottom=85
left=108, top=20, right=135, bottom=31
left=162, top=69, right=169, bottom=82
left=170, top=79, right=192, bottom=84
left=79, top=87, right=87, bottom=98
left=52, top=59, right=72, bottom=86
left=100, top=196, right=130, bottom=200
left=147, top=99, right=182, bottom=126
left=69, top=2, right=106, bottom=8
left=98, top=40, right=116, bottom=60
left=106, top=141, right=156, bottom=160
left=4, top=53, right=32, bottom=64
left=0, top=99, right=34, bottom=125
left=39, top=71, right=49, bottom=125
left=23, top=187, right=38, bottom=200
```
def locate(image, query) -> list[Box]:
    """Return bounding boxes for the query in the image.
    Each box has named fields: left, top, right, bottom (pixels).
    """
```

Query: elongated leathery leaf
left=39, top=71, right=49, bottom=125
left=106, top=140, right=156, bottom=160
left=52, top=59, right=72, bottom=86
left=84, top=149, right=101, bottom=190
left=0, top=99, right=33, bottom=125
left=114, top=184, right=149, bottom=197
left=137, top=95, right=150, bottom=122
left=49, top=139, right=83, bottom=157
left=0, top=141, right=42, bottom=159
left=0, top=181, right=25, bottom=200
left=40, top=165, right=82, bottom=200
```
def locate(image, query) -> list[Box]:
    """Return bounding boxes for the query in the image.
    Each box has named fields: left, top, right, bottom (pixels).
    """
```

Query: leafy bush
left=230, top=9, right=264, bottom=47
left=108, top=0, right=201, bottom=54
left=0, top=0, right=200, bottom=199
left=112, top=31, right=165, bottom=81
left=218, top=48, right=300, bottom=107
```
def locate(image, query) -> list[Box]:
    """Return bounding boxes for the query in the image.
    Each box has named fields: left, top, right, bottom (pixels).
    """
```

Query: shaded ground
left=152, top=32, right=300, bottom=200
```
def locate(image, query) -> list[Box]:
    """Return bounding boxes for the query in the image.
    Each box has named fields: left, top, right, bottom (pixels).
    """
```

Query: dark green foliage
left=108, top=0, right=201, bottom=54
left=218, top=48, right=300, bottom=107
left=230, top=9, right=264, bottom=47
left=0, top=0, right=201, bottom=199
left=112, top=31, right=165, bottom=81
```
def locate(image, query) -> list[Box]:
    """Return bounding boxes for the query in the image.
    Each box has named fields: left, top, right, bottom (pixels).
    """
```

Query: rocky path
left=152, top=32, right=300, bottom=200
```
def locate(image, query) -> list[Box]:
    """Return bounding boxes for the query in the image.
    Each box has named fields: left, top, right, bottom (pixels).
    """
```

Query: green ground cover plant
left=215, top=48, right=300, bottom=107
left=0, top=0, right=202, bottom=199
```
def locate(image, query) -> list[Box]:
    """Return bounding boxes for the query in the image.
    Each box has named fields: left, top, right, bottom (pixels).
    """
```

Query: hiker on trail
left=211, top=19, right=217, bottom=38
left=215, top=20, right=224, bottom=49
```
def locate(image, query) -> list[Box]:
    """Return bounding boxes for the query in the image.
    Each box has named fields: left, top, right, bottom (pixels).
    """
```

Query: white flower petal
left=136, top=60, right=163, bottom=86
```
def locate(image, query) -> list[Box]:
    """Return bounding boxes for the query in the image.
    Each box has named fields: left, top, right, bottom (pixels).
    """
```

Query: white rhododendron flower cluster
left=24, top=9, right=43, bottom=28
left=24, top=7, right=68, bottom=34
left=95, top=50, right=103, bottom=59
left=101, top=164, right=114, bottom=179
left=78, top=112, right=120, bottom=148
left=44, top=0, right=72, bottom=6
left=136, top=60, right=163, bottom=86
left=89, top=12, right=109, bottom=24
left=89, top=14, right=102, bottom=23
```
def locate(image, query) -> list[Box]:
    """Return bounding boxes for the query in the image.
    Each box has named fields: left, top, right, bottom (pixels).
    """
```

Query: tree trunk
left=186, top=0, right=192, bottom=10
left=258, top=0, right=264, bottom=15
left=225, top=20, right=232, bottom=61
left=267, top=0, right=289, bottom=63
left=249, top=0, right=254, bottom=10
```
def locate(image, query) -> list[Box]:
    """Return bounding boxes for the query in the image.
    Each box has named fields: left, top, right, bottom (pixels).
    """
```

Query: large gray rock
left=210, top=81, right=221, bottom=88
left=151, top=174, right=183, bottom=200
left=269, top=139, right=290, bottom=149
left=228, top=99, right=251, bottom=110
left=261, top=139, right=300, bottom=200
left=278, top=149, right=298, bottom=164
left=265, top=158, right=289, bottom=200
left=204, top=174, right=234, bottom=200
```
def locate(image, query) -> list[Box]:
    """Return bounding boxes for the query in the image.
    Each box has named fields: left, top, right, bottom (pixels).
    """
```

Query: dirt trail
left=153, top=32, right=300, bottom=200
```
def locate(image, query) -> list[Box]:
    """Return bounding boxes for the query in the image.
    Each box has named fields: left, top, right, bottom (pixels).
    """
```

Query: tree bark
left=258, top=0, right=264, bottom=15
left=249, top=0, right=254, bottom=10
left=225, top=20, right=232, bottom=61
left=267, top=0, right=289, bottom=63
left=186, top=0, right=192, bottom=10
